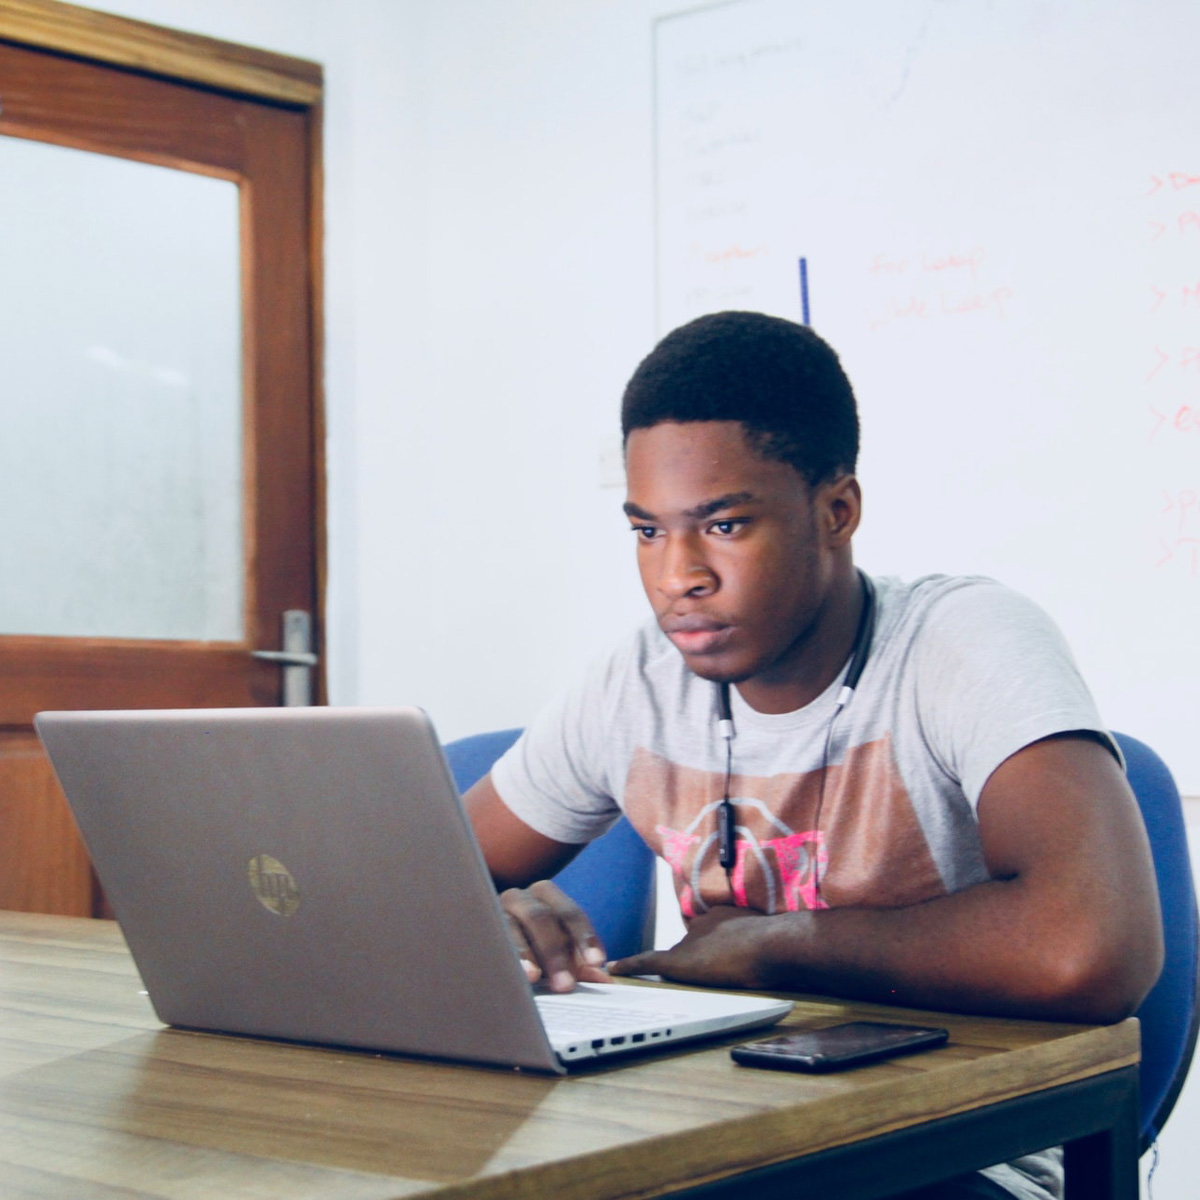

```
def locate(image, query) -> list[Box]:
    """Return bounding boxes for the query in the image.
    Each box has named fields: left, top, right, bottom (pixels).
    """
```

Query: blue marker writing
left=799, top=257, right=811, bottom=325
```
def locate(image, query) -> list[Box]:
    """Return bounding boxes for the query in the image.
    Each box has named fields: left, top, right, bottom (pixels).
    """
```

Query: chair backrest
left=1113, top=732, right=1200, bottom=1150
left=441, top=729, right=656, bottom=960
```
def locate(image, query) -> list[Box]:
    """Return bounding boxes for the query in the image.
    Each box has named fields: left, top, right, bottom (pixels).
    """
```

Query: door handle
left=252, top=650, right=318, bottom=666
left=252, top=609, right=316, bottom=706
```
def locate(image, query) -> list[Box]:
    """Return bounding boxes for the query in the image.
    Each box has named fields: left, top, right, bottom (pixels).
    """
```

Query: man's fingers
left=503, top=913, right=542, bottom=982
left=529, top=880, right=608, bottom=968
left=576, top=962, right=614, bottom=984
left=501, top=886, right=575, bottom=990
left=500, top=881, right=605, bottom=992
left=608, top=950, right=664, bottom=977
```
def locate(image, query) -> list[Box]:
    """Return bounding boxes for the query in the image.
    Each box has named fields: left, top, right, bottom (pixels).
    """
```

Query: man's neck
left=734, top=567, right=866, bottom=715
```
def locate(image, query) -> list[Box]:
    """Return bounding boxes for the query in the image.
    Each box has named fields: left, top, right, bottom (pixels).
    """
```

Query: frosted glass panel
left=0, top=136, right=242, bottom=640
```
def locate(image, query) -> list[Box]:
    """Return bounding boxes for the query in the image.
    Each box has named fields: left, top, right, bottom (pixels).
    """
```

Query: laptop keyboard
left=535, top=996, right=690, bottom=1038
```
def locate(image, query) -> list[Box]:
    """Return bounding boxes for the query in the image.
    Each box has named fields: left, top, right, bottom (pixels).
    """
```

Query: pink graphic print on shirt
left=626, top=735, right=946, bottom=916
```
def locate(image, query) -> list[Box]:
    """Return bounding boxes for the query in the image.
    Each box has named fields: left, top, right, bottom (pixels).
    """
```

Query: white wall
left=65, top=3, right=1200, bottom=1194
left=344, top=0, right=674, bottom=739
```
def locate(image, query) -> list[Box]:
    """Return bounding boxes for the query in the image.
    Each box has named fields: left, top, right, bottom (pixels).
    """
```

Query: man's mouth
left=660, top=614, right=732, bottom=656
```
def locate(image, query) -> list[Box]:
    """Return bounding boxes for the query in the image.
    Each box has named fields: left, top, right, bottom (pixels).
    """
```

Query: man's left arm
left=612, top=733, right=1164, bottom=1023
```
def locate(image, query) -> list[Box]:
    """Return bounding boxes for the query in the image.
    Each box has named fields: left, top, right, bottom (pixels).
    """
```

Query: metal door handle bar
left=251, top=610, right=316, bottom=706
left=251, top=650, right=318, bottom=666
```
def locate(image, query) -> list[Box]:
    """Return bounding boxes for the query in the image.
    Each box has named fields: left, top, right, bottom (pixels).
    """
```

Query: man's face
left=624, top=420, right=853, bottom=706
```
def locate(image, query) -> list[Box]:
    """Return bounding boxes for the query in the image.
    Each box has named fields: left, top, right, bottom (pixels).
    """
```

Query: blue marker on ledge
left=799, top=257, right=811, bottom=325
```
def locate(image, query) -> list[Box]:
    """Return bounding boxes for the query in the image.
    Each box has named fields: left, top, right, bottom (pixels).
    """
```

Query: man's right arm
left=463, top=772, right=609, bottom=991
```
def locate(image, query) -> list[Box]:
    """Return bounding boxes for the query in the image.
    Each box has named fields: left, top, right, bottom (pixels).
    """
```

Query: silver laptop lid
left=36, top=706, right=565, bottom=1073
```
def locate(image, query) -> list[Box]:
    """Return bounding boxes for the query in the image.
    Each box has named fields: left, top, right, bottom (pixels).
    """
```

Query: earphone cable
left=711, top=571, right=877, bottom=912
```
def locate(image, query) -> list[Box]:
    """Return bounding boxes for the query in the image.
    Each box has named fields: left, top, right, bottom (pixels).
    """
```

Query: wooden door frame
left=0, top=0, right=327, bottom=706
left=0, top=0, right=322, bottom=103
left=0, top=1, right=326, bottom=916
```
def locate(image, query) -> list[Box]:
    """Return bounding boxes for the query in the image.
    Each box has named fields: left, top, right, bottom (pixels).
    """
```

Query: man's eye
left=711, top=520, right=742, bottom=535
left=632, top=525, right=659, bottom=540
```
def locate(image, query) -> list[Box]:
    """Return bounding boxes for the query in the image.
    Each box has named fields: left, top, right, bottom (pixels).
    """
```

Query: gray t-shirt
left=492, top=573, right=1115, bottom=1200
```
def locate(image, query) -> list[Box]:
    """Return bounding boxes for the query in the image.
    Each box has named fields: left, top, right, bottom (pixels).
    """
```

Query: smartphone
left=730, top=1021, right=949, bottom=1073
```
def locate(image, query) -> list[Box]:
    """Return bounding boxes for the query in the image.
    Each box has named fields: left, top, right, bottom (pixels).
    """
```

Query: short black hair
left=621, top=311, right=859, bottom=487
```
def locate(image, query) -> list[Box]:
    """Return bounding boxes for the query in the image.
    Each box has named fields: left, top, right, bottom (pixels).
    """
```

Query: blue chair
left=1113, top=732, right=1200, bottom=1150
left=442, top=728, right=656, bottom=960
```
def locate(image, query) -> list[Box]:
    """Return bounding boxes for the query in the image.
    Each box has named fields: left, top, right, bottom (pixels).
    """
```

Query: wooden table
left=0, top=912, right=1139, bottom=1199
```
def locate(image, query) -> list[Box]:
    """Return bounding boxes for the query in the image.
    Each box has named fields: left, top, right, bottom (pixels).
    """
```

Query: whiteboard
left=655, top=0, right=1200, bottom=792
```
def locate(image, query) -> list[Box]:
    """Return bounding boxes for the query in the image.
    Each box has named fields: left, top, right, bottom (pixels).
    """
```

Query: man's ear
left=821, top=475, right=862, bottom=547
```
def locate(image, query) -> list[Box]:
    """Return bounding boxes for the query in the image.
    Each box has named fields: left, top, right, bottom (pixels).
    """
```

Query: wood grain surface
left=0, top=0, right=320, bottom=103
left=0, top=735, right=92, bottom=915
left=0, top=912, right=1139, bottom=1199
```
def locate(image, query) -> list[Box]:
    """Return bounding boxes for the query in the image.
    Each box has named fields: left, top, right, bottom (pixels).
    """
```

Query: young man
left=463, top=311, right=1163, bottom=1200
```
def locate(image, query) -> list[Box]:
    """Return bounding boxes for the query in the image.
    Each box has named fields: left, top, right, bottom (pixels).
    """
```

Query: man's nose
left=658, top=534, right=716, bottom=599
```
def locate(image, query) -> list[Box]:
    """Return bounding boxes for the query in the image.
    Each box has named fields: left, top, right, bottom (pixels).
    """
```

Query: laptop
left=35, top=706, right=790, bottom=1074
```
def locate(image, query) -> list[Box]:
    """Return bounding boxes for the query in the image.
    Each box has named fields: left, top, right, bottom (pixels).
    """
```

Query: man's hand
left=500, top=879, right=611, bottom=992
left=610, top=905, right=768, bottom=988
left=462, top=772, right=612, bottom=992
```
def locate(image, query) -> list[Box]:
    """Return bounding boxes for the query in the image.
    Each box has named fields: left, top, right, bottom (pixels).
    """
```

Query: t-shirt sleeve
left=912, top=581, right=1120, bottom=808
left=489, top=652, right=624, bottom=845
